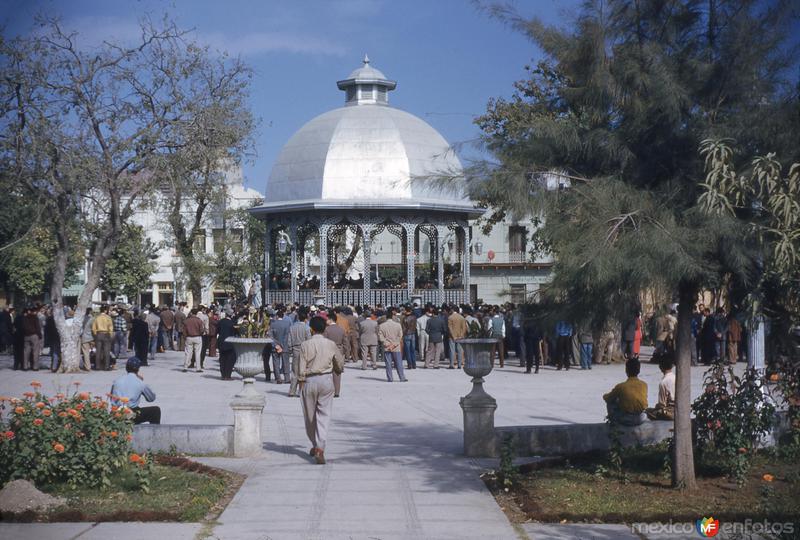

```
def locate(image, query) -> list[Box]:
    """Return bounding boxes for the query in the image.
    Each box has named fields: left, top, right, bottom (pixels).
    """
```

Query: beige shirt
left=298, top=334, right=344, bottom=382
left=378, top=319, right=403, bottom=352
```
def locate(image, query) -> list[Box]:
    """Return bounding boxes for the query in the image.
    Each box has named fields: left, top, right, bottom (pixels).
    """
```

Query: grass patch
left=485, top=447, right=800, bottom=524
left=5, top=456, right=243, bottom=522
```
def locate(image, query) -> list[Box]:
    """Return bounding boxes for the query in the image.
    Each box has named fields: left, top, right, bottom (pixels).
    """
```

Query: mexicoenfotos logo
left=696, top=517, right=720, bottom=537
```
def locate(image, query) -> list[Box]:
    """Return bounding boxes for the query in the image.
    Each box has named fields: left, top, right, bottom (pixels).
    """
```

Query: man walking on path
left=175, top=302, right=187, bottom=351
left=22, top=306, right=43, bottom=371
left=298, top=316, right=344, bottom=465
left=379, top=307, right=407, bottom=382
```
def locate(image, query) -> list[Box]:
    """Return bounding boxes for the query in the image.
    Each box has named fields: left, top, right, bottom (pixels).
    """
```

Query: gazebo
left=250, top=57, right=483, bottom=307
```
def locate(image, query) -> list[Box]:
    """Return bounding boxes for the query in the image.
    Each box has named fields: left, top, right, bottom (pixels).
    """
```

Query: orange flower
left=75, top=403, right=85, bottom=410
left=119, top=397, right=130, bottom=404
left=58, top=411, right=68, bottom=418
left=110, top=431, right=118, bottom=438
left=30, top=381, right=42, bottom=388
left=14, top=406, right=25, bottom=415
left=35, top=402, right=46, bottom=409
left=129, top=453, right=143, bottom=464
left=42, top=409, right=52, bottom=417
left=78, top=392, right=90, bottom=400
left=52, top=442, right=65, bottom=453
left=763, top=473, right=775, bottom=482
left=126, top=434, right=133, bottom=441
left=33, top=418, right=44, bottom=426
left=23, top=392, right=35, bottom=398
left=110, top=405, right=119, bottom=412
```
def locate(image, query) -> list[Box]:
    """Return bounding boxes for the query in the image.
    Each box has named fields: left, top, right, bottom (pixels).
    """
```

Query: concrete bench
left=132, top=424, right=233, bottom=456
left=494, top=421, right=674, bottom=457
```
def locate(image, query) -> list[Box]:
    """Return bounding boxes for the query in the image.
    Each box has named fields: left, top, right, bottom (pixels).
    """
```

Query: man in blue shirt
left=111, top=357, right=161, bottom=424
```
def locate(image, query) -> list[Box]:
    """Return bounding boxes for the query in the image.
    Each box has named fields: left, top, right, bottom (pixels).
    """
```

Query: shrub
left=692, top=365, right=775, bottom=485
left=0, top=382, right=136, bottom=488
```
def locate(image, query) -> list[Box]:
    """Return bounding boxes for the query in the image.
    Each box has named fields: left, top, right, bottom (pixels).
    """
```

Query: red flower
left=33, top=418, right=44, bottom=426
left=35, top=402, right=46, bottom=409
left=78, top=392, right=90, bottom=400
left=14, top=406, right=25, bottom=415
left=129, top=453, right=143, bottom=464
left=53, top=442, right=65, bottom=453
left=42, top=409, right=52, bottom=417
left=4, top=431, right=15, bottom=440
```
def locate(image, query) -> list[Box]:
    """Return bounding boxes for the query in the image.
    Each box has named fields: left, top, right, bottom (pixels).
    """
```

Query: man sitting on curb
left=603, top=357, right=648, bottom=426
left=647, top=355, right=676, bottom=420
left=111, top=357, right=161, bottom=424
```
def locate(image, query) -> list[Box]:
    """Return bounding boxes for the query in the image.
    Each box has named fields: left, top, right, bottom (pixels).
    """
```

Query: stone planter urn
left=226, top=337, right=271, bottom=457
left=457, top=338, right=499, bottom=457
left=227, top=337, right=272, bottom=397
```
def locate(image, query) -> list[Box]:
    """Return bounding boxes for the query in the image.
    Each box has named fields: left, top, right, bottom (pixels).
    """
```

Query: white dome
left=265, top=104, right=466, bottom=205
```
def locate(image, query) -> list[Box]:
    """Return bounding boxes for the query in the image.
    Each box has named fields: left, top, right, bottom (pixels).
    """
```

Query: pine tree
left=475, top=0, right=799, bottom=489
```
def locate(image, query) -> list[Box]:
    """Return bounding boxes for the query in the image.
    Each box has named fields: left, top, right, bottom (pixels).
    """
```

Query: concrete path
left=0, top=349, right=739, bottom=539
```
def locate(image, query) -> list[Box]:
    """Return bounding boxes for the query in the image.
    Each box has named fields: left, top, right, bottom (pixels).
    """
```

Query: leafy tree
left=100, top=224, right=158, bottom=300
left=473, top=0, right=799, bottom=489
left=0, top=16, right=256, bottom=372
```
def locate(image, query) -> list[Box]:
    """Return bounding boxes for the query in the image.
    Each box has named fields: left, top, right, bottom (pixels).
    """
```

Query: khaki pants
left=81, top=341, right=93, bottom=370
left=23, top=334, right=42, bottom=370
left=289, top=347, right=302, bottom=396
left=184, top=336, right=202, bottom=370
left=728, top=340, right=740, bottom=363
left=348, top=334, right=359, bottom=361
left=417, top=330, right=429, bottom=366
left=301, top=373, right=335, bottom=451
left=426, top=341, right=443, bottom=368
left=361, top=344, right=377, bottom=369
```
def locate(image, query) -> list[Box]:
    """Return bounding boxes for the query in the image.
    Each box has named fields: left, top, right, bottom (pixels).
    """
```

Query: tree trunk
left=672, top=280, right=697, bottom=489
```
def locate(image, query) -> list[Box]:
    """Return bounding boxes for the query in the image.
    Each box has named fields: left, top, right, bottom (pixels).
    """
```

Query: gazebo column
left=289, top=225, right=298, bottom=305
left=461, top=224, right=470, bottom=302
left=319, top=224, right=330, bottom=302
left=402, top=223, right=416, bottom=298
left=361, top=224, right=373, bottom=306
left=263, top=224, right=273, bottom=306
left=436, top=225, right=447, bottom=305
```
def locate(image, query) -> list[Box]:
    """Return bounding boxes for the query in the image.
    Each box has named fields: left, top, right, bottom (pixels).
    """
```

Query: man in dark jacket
left=424, top=307, right=446, bottom=369
left=216, top=313, right=238, bottom=380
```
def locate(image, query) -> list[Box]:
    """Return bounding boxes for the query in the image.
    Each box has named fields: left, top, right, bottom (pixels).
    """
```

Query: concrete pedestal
left=460, top=377, right=498, bottom=457
left=230, top=381, right=266, bottom=457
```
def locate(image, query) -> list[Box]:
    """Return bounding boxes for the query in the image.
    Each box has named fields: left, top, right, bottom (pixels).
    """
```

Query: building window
left=346, top=87, right=356, bottom=102
left=377, top=86, right=387, bottom=102
left=510, top=284, right=527, bottom=305
left=509, top=226, right=527, bottom=263
left=213, top=228, right=244, bottom=255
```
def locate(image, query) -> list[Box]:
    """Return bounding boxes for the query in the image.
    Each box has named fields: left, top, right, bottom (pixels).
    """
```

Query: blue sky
left=3, top=0, right=577, bottom=195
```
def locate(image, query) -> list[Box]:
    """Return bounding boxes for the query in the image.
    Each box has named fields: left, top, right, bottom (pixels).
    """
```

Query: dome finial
left=363, top=53, right=370, bottom=65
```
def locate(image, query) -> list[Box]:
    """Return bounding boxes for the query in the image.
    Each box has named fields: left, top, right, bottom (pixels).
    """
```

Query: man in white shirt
left=647, top=356, right=676, bottom=420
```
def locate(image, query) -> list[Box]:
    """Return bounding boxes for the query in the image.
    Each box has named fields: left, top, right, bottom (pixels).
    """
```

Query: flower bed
left=0, top=382, right=145, bottom=489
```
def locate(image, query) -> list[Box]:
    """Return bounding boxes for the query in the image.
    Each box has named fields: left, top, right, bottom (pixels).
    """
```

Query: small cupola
left=336, top=55, right=397, bottom=106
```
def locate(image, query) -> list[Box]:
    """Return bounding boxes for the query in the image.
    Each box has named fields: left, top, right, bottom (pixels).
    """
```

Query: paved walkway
left=0, top=349, right=736, bottom=539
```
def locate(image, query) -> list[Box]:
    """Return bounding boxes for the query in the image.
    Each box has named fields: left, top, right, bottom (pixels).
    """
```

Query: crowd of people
left=0, top=298, right=745, bottom=461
